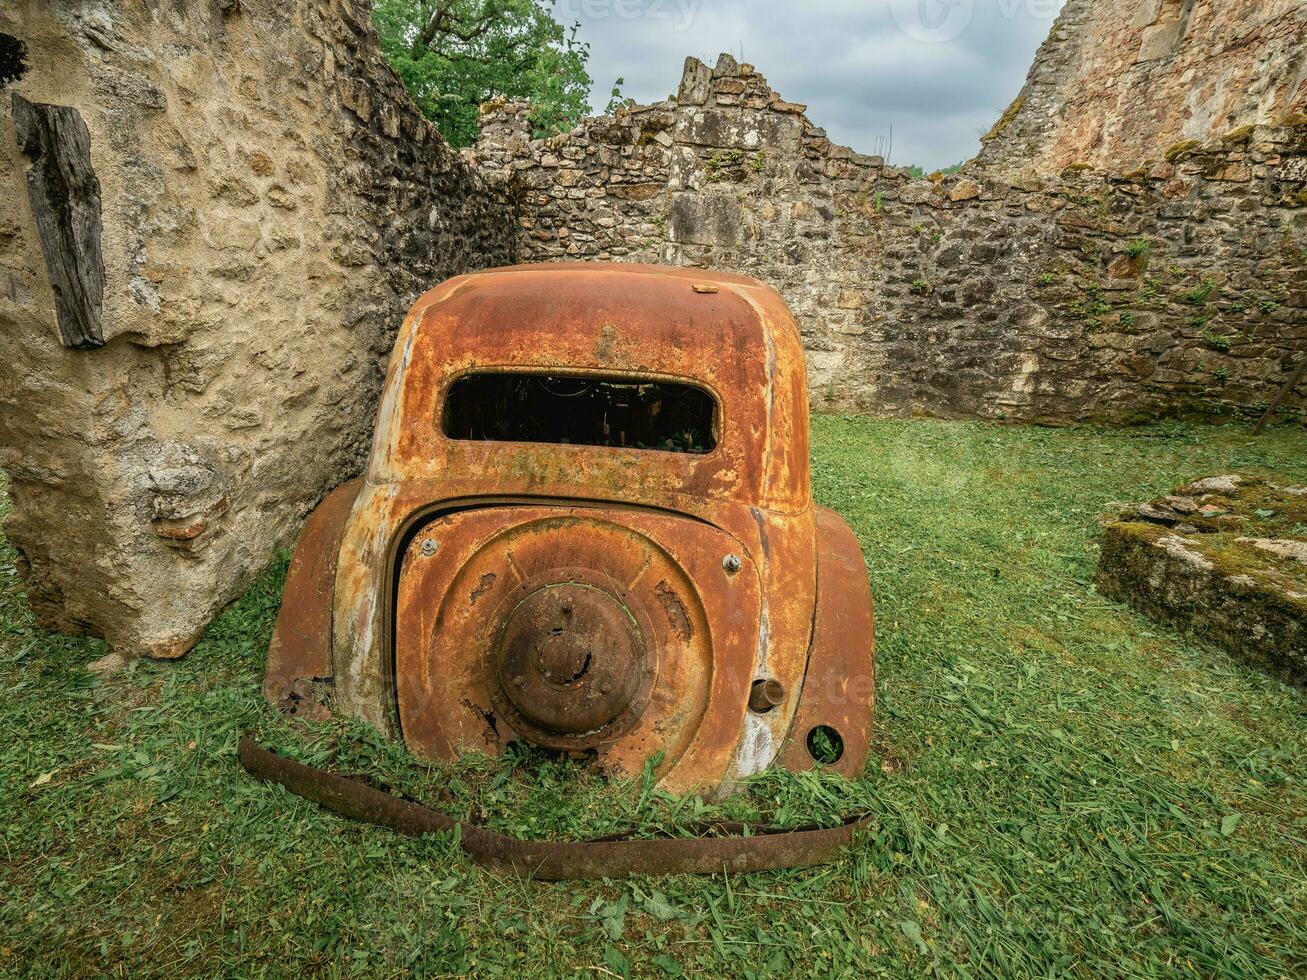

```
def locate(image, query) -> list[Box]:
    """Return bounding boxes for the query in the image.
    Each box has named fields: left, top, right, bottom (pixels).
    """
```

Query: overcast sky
left=561, top=0, right=1066, bottom=171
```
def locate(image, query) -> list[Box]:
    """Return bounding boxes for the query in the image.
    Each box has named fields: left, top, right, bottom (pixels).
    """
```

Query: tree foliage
left=372, top=0, right=595, bottom=148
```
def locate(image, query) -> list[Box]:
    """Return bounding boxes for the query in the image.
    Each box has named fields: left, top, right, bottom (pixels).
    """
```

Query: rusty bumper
left=239, top=736, right=870, bottom=880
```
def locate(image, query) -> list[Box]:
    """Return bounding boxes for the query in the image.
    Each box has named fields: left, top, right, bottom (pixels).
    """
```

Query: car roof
left=411, top=262, right=794, bottom=359
left=469, top=261, right=768, bottom=289
left=370, top=262, right=812, bottom=513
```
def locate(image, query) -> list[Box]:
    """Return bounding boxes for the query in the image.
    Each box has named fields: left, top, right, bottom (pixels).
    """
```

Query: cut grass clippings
left=1, top=420, right=1305, bottom=977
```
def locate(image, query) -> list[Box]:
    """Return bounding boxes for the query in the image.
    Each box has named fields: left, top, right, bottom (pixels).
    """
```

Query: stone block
left=1096, top=476, right=1307, bottom=685
left=1136, top=21, right=1184, bottom=63
left=771, top=99, right=807, bottom=115
left=678, top=57, right=712, bottom=105
left=1132, top=0, right=1163, bottom=29
left=611, top=182, right=666, bottom=201
left=679, top=108, right=802, bottom=151
left=898, top=181, right=934, bottom=205
left=668, top=191, right=740, bottom=247
left=948, top=179, right=982, bottom=202
left=712, top=53, right=739, bottom=78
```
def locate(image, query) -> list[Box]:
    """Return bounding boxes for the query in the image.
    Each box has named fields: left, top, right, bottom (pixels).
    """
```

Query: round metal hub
left=495, top=583, right=645, bottom=738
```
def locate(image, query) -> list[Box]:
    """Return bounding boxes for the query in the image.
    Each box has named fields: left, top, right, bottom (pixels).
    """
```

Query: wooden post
left=11, top=93, right=105, bottom=349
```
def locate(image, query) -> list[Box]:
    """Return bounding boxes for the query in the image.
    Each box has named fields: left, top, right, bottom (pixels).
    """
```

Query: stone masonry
left=0, top=0, right=516, bottom=657
left=978, top=0, right=1307, bottom=175
left=471, top=54, right=1306, bottom=423
left=1, top=0, right=1305, bottom=660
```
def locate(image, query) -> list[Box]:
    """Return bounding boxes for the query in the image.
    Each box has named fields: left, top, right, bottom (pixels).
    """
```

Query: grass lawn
left=2, top=419, right=1305, bottom=977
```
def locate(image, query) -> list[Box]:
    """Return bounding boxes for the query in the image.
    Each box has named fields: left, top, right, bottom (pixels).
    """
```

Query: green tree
left=372, top=0, right=595, bottom=148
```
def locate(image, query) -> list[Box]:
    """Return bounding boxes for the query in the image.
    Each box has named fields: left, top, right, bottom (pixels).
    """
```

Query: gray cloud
left=562, top=0, right=1065, bottom=170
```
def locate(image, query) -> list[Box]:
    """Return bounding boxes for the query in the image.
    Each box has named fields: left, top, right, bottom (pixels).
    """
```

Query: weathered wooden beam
left=11, top=93, right=105, bottom=349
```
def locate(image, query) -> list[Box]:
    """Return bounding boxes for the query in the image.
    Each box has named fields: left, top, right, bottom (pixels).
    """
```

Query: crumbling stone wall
left=471, top=55, right=1306, bottom=423
left=0, top=0, right=517, bottom=657
left=2, top=2, right=1304, bottom=660
left=978, top=0, right=1307, bottom=175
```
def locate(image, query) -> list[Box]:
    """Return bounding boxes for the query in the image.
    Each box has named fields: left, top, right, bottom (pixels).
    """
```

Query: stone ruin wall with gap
left=0, top=0, right=1304, bottom=662
left=469, top=52, right=1306, bottom=424
left=977, top=0, right=1307, bottom=175
left=0, top=0, right=517, bottom=658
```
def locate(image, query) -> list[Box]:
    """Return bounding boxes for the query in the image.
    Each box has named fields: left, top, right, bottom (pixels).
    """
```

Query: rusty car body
left=263, top=262, right=875, bottom=800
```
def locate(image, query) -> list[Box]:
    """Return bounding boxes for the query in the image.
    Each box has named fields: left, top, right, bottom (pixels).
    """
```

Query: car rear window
left=443, top=372, right=718, bottom=455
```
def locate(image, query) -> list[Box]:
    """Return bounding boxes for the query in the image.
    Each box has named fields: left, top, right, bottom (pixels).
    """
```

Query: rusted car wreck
left=246, top=262, right=876, bottom=876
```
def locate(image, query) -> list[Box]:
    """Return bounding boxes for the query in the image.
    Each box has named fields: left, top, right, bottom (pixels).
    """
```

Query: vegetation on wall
left=372, top=0, right=595, bottom=146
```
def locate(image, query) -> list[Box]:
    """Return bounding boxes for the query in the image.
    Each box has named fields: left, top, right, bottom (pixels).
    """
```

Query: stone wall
left=2, top=2, right=1305, bottom=660
left=0, top=0, right=517, bottom=656
left=978, top=0, right=1307, bottom=175
left=470, top=54, right=1306, bottom=424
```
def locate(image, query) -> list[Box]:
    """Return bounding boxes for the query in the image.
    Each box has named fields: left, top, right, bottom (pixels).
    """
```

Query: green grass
left=2, top=420, right=1306, bottom=977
